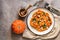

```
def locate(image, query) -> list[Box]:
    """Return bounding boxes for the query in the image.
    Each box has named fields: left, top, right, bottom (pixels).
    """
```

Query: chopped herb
left=38, top=21, right=40, bottom=24
left=33, top=18, right=36, bottom=21
left=43, top=12, right=45, bottom=15
left=43, top=24, right=46, bottom=28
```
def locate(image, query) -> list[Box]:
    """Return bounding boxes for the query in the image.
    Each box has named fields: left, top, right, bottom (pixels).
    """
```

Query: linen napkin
left=23, top=13, right=60, bottom=40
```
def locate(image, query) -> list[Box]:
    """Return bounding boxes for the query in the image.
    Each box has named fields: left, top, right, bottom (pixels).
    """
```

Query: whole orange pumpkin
left=11, top=20, right=26, bottom=34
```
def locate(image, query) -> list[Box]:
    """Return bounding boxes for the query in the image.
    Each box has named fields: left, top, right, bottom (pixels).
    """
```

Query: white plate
left=27, top=8, right=54, bottom=35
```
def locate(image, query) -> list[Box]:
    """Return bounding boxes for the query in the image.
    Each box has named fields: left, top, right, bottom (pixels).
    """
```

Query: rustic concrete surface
left=0, top=0, right=60, bottom=40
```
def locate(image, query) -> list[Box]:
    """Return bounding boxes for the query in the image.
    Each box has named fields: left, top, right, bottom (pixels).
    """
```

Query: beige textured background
left=0, top=0, right=60, bottom=40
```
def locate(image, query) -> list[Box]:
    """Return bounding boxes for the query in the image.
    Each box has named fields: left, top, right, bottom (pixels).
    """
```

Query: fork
left=45, top=3, right=60, bottom=16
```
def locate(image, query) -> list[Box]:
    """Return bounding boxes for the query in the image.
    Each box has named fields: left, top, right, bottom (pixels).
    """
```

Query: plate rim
left=26, top=7, right=55, bottom=35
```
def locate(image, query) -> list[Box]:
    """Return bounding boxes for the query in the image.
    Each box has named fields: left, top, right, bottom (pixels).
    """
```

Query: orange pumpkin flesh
left=11, top=20, right=26, bottom=34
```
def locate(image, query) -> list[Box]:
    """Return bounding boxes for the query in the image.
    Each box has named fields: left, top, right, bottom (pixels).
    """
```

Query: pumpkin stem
left=18, top=26, right=20, bottom=29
